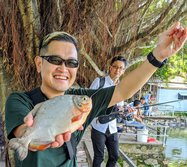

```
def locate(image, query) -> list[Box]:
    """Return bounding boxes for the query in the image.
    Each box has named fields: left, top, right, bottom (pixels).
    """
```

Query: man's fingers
left=51, top=141, right=60, bottom=148
left=51, top=132, right=71, bottom=148
left=172, top=27, right=187, bottom=51
left=63, top=131, right=71, bottom=142
left=51, top=135, right=65, bottom=148
left=179, top=28, right=187, bottom=43
left=24, top=113, right=33, bottom=127
left=55, top=134, right=65, bottom=147
left=78, top=125, right=84, bottom=131
left=168, top=22, right=180, bottom=36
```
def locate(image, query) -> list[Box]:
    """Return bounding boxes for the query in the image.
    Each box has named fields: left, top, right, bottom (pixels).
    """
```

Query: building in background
left=148, top=76, right=187, bottom=112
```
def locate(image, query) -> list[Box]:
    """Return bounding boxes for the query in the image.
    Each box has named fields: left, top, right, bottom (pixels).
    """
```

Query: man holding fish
left=5, top=22, right=187, bottom=167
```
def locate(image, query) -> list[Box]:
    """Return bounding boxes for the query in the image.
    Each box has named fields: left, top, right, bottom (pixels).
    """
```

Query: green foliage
left=137, top=159, right=153, bottom=167
left=168, top=160, right=187, bottom=167
left=168, top=128, right=187, bottom=138
left=174, top=112, right=187, bottom=117
left=139, top=18, right=187, bottom=82
left=117, top=156, right=124, bottom=167
left=148, top=0, right=171, bottom=12
left=140, top=41, right=187, bottom=82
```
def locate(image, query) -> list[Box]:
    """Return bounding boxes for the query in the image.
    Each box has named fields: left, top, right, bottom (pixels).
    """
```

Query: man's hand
left=109, top=22, right=186, bottom=106
left=153, top=22, right=187, bottom=61
left=127, top=107, right=134, bottom=113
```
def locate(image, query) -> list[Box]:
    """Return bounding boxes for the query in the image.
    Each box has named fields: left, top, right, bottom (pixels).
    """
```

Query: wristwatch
left=147, top=52, right=167, bottom=68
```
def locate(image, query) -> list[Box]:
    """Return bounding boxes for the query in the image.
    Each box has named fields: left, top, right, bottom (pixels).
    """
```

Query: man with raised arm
left=5, top=22, right=187, bottom=167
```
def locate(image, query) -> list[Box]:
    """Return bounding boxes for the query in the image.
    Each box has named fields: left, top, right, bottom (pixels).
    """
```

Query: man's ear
left=34, top=56, right=42, bottom=73
left=108, top=66, right=112, bottom=73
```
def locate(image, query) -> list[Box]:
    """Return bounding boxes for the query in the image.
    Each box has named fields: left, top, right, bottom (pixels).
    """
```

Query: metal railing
left=151, top=104, right=175, bottom=116
left=119, top=148, right=136, bottom=167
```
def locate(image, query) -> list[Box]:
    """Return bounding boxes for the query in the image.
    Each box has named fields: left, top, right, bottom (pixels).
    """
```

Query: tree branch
left=80, top=45, right=105, bottom=76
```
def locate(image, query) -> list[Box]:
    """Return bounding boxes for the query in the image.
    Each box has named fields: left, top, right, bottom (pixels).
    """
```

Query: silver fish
left=9, top=95, right=92, bottom=161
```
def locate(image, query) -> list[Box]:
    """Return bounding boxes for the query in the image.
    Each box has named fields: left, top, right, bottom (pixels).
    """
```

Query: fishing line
left=100, top=99, right=187, bottom=116
left=141, top=99, right=186, bottom=108
left=90, top=85, right=187, bottom=117
left=90, top=87, right=104, bottom=98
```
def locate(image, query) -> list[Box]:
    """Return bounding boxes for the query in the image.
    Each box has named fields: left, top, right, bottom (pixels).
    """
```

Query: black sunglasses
left=40, top=55, right=79, bottom=68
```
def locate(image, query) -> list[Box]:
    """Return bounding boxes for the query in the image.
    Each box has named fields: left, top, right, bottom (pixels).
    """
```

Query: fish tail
left=9, top=138, right=29, bottom=161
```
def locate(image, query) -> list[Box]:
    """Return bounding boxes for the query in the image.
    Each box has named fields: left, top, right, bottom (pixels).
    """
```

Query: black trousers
left=91, top=127, right=119, bottom=167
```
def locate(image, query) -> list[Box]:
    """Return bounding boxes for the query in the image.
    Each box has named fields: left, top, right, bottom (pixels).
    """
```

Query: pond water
left=165, top=128, right=187, bottom=161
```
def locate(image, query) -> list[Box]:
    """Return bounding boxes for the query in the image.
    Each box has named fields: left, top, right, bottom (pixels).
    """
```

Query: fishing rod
left=104, top=99, right=187, bottom=116
left=141, top=99, right=187, bottom=108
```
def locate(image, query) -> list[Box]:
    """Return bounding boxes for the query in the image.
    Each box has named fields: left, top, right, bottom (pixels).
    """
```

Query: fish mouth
left=80, top=103, right=92, bottom=112
left=81, top=98, right=92, bottom=112
left=73, top=96, right=92, bottom=113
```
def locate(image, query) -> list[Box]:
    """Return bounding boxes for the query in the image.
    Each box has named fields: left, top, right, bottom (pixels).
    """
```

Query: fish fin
left=9, top=138, right=29, bottom=161
left=29, top=143, right=51, bottom=151
left=71, top=114, right=83, bottom=122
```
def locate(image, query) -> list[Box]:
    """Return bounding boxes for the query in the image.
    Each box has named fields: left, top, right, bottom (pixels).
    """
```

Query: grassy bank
left=168, top=160, right=187, bottom=167
left=168, top=127, right=187, bottom=138
left=174, top=112, right=187, bottom=117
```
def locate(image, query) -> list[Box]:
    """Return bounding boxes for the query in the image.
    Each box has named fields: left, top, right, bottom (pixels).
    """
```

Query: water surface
left=165, top=128, right=187, bottom=161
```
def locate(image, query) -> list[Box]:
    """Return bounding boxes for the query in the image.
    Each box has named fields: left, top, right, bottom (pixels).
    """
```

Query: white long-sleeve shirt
left=90, top=75, right=124, bottom=134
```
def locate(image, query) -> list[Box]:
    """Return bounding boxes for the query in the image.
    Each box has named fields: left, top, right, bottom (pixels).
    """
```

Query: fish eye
left=82, top=96, right=88, bottom=101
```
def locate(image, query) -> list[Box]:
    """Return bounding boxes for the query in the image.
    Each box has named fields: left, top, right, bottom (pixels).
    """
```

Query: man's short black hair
left=39, top=32, right=79, bottom=55
left=133, top=100, right=141, bottom=107
left=110, top=56, right=127, bottom=67
left=140, top=97, right=145, bottom=100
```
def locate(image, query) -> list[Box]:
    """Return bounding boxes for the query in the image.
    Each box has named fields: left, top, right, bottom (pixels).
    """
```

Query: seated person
left=122, top=100, right=145, bottom=129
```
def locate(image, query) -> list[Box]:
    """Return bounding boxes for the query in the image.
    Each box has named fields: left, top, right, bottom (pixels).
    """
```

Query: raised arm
left=109, top=22, right=187, bottom=107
